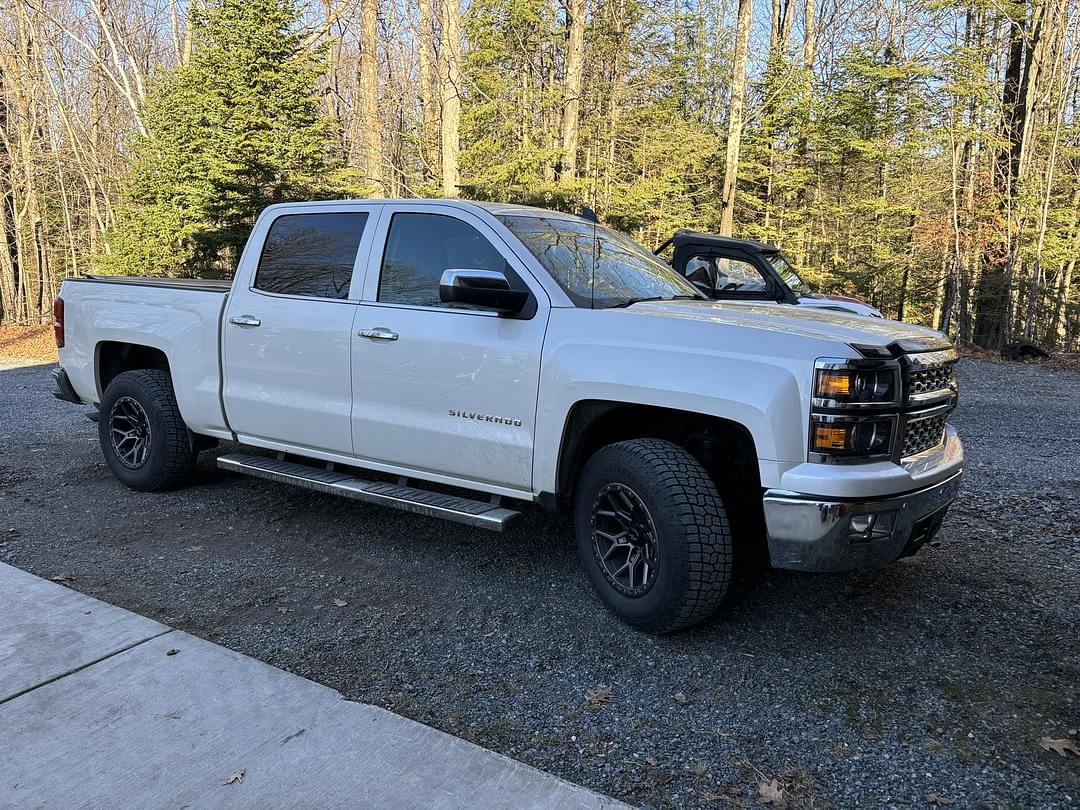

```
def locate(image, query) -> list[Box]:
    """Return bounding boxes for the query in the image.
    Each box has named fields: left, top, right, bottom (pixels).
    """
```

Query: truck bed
left=58, top=274, right=231, bottom=437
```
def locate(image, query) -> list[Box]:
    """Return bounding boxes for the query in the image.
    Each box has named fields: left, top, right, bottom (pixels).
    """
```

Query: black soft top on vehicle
left=667, top=229, right=780, bottom=255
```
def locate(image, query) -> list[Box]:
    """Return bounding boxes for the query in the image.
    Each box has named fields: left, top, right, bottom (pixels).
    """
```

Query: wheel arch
left=554, top=400, right=761, bottom=503
left=96, top=341, right=172, bottom=399
left=553, top=400, right=767, bottom=559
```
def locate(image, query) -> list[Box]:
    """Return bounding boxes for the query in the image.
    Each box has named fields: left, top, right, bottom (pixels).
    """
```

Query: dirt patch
left=0, top=325, right=58, bottom=364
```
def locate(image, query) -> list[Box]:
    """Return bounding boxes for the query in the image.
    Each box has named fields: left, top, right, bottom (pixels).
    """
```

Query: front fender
left=533, top=321, right=811, bottom=495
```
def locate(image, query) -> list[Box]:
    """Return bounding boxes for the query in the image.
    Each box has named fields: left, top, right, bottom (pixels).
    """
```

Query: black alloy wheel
left=591, top=483, right=660, bottom=596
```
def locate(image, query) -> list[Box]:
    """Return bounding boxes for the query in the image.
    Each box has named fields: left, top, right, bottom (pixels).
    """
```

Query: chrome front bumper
left=762, top=470, right=962, bottom=572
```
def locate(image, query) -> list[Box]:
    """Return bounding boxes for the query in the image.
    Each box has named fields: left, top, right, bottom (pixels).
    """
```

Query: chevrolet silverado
left=52, top=200, right=963, bottom=632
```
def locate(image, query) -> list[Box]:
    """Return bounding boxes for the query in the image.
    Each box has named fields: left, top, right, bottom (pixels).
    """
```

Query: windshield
left=498, top=215, right=703, bottom=308
left=768, top=253, right=812, bottom=295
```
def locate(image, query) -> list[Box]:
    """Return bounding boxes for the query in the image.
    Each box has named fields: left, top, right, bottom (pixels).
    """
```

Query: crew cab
left=52, top=200, right=963, bottom=633
left=660, top=229, right=885, bottom=318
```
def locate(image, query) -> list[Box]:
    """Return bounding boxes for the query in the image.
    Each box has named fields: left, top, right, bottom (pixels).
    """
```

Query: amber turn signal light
left=813, top=424, right=850, bottom=451
left=816, top=370, right=851, bottom=398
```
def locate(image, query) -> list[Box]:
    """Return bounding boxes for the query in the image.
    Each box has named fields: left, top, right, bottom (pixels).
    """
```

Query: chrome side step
left=217, top=453, right=522, bottom=532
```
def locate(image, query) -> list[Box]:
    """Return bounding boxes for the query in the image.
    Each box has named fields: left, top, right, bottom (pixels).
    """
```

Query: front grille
left=902, top=412, right=947, bottom=457
left=907, top=361, right=956, bottom=398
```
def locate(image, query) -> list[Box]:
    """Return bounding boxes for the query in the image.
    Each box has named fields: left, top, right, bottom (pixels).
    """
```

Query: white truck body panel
left=347, top=202, right=549, bottom=489
left=59, top=280, right=232, bottom=439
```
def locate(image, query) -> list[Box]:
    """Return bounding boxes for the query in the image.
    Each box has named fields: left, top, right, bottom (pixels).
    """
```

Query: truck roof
left=261, top=199, right=587, bottom=222
left=671, top=229, right=780, bottom=255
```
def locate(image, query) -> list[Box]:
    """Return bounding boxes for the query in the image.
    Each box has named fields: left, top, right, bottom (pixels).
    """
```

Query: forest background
left=2, top=0, right=1078, bottom=349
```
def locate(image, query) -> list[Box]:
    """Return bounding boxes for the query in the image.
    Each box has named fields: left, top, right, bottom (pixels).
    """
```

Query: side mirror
left=439, top=269, right=530, bottom=315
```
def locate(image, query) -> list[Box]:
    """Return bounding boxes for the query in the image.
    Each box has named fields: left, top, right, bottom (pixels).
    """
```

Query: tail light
left=53, top=297, right=64, bottom=348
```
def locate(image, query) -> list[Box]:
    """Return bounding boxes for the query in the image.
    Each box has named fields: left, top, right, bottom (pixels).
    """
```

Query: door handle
left=230, top=315, right=261, bottom=327
left=358, top=328, right=399, bottom=341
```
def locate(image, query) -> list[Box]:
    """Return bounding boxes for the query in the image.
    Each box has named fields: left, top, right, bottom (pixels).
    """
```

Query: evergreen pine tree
left=98, top=0, right=346, bottom=277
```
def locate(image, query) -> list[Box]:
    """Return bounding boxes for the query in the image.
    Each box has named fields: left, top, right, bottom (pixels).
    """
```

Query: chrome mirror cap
left=438, top=268, right=530, bottom=315
left=440, top=268, right=512, bottom=290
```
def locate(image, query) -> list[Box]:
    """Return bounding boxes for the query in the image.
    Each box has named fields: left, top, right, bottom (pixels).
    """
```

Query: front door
left=349, top=205, right=548, bottom=491
left=223, top=206, right=378, bottom=454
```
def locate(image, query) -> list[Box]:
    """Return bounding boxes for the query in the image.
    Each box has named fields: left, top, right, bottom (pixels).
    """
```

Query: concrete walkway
left=0, top=563, right=625, bottom=808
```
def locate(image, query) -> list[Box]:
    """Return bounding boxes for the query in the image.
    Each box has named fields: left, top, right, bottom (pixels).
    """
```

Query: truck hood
left=627, top=299, right=949, bottom=351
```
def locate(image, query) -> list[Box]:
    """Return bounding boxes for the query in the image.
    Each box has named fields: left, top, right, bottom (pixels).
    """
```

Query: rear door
left=349, top=204, right=549, bottom=492
left=223, top=204, right=381, bottom=454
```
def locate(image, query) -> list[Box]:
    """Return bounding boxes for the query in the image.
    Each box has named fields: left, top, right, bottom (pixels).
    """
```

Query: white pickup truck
left=52, top=200, right=963, bottom=632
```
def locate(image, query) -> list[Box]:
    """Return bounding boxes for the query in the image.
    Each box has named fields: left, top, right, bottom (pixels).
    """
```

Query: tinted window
left=497, top=215, right=701, bottom=308
left=255, top=213, right=368, bottom=299
left=379, top=213, right=507, bottom=308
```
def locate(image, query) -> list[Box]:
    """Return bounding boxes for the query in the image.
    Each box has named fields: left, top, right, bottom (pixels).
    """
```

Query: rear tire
left=575, top=438, right=732, bottom=633
left=98, top=369, right=197, bottom=491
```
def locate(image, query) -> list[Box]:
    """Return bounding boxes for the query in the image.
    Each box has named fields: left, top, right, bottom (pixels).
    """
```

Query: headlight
left=813, top=360, right=900, bottom=408
left=810, top=415, right=895, bottom=460
left=809, top=357, right=901, bottom=463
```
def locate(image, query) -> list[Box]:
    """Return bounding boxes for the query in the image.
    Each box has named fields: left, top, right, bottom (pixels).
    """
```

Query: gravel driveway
left=1, top=357, right=1077, bottom=808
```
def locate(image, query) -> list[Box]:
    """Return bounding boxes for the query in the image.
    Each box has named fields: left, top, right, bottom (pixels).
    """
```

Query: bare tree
left=719, top=0, right=751, bottom=236
left=439, top=0, right=462, bottom=197
left=559, top=0, right=586, bottom=183
left=360, top=0, right=383, bottom=193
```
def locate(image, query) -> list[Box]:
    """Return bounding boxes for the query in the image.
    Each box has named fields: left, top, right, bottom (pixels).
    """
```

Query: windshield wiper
left=607, top=295, right=700, bottom=309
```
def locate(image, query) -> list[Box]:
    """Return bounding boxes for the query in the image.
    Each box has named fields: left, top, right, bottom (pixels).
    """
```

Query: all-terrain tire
left=575, top=438, right=732, bottom=633
left=98, top=369, right=197, bottom=491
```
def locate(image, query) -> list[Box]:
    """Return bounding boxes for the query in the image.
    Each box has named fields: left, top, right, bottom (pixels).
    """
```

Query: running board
left=216, top=453, right=522, bottom=532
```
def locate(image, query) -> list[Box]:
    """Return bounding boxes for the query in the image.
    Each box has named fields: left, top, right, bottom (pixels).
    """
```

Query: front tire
left=575, top=439, right=732, bottom=633
left=98, top=369, right=197, bottom=491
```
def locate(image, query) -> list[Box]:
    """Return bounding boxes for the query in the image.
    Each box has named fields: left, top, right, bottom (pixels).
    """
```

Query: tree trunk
left=603, top=0, right=627, bottom=208
left=439, top=0, right=462, bottom=197
left=360, top=0, right=383, bottom=193
left=559, top=0, right=586, bottom=184
left=974, top=9, right=1027, bottom=349
left=418, top=0, right=439, bottom=181
left=719, top=0, right=752, bottom=236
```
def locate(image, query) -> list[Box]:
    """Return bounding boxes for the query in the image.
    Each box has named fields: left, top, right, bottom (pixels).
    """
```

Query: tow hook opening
left=848, top=510, right=897, bottom=543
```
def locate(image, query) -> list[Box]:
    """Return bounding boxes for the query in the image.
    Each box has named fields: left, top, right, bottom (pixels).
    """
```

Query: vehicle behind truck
left=660, top=229, right=885, bottom=318
left=52, top=200, right=963, bottom=633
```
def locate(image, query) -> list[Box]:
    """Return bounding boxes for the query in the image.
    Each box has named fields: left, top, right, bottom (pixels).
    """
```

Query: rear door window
left=254, top=213, right=368, bottom=299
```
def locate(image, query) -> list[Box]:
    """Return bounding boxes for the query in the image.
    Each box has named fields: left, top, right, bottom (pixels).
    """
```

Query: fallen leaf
left=925, top=794, right=954, bottom=806
left=166, top=649, right=180, bottom=656
left=50, top=574, right=74, bottom=585
left=222, top=769, right=245, bottom=785
left=1040, top=737, right=1080, bottom=757
left=644, top=755, right=658, bottom=766
left=758, top=779, right=786, bottom=808
left=584, top=686, right=612, bottom=710
left=673, top=692, right=689, bottom=704
left=332, top=598, right=348, bottom=608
